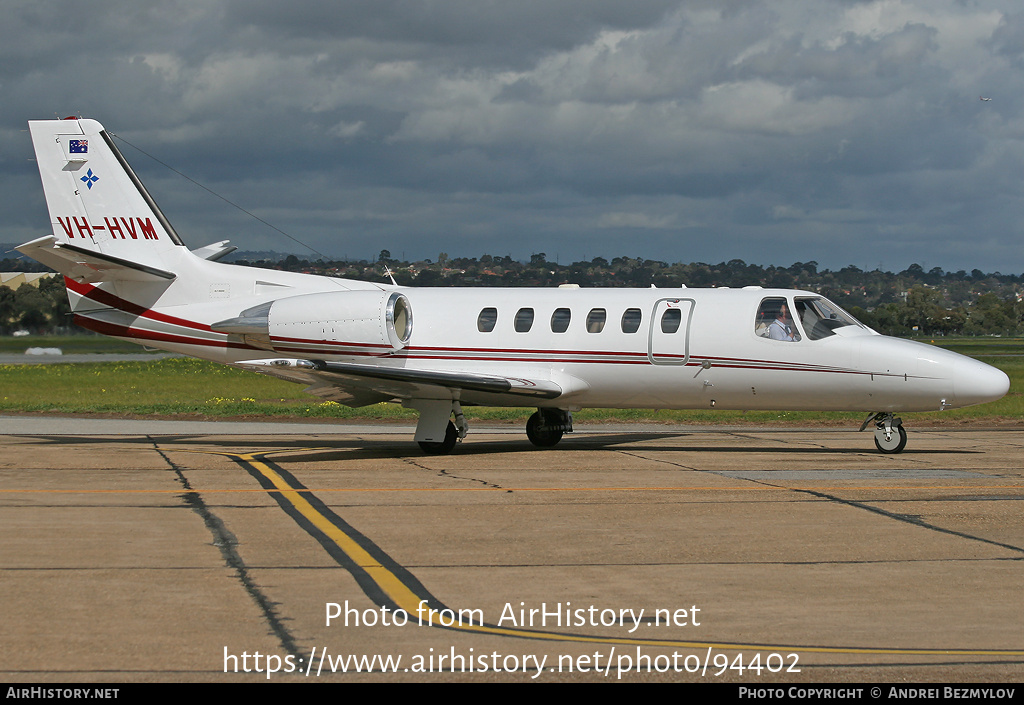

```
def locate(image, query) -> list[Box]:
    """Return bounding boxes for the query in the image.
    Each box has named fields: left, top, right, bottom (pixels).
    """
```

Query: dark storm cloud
left=989, top=11, right=1024, bottom=63
left=225, top=0, right=681, bottom=67
left=2, top=0, right=1023, bottom=273
left=737, top=22, right=940, bottom=98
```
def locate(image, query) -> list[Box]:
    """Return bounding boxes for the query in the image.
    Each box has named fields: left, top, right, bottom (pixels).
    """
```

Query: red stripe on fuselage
left=65, top=278, right=214, bottom=332
left=72, top=315, right=256, bottom=351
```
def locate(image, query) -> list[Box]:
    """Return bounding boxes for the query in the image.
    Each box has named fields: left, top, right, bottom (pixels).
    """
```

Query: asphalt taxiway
left=2, top=418, right=1023, bottom=682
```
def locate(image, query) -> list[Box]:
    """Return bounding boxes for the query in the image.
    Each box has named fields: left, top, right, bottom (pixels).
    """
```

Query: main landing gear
left=418, top=420, right=459, bottom=455
left=526, top=408, right=573, bottom=448
left=862, top=412, right=907, bottom=454
left=415, top=403, right=574, bottom=454
left=416, top=401, right=468, bottom=455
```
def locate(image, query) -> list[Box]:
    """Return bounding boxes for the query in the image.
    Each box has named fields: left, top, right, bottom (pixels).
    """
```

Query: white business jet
left=17, top=118, right=1009, bottom=454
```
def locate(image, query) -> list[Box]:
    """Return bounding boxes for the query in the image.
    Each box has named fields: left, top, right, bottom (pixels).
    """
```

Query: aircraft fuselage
left=65, top=272, right=1005, bottom=415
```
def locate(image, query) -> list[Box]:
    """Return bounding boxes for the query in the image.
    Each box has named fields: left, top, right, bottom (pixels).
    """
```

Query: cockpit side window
left=756, top=297, right=800, bottom=342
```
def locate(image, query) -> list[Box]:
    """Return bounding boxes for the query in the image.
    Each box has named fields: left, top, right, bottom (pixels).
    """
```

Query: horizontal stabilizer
left=15, top=236, right=176, bottom=283
left=191, top=240, right=237, bottom=261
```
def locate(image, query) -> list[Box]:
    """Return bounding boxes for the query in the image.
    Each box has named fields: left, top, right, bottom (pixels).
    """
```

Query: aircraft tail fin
left=26, top=118, right=187, bottom=280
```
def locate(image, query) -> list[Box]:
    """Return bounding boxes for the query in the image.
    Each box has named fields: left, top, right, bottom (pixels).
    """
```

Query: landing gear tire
left=526, top=411, right=564, bottom=448
left=419, top=421, right=458, bottom=455
left=874, top=424, right=907, bottom=454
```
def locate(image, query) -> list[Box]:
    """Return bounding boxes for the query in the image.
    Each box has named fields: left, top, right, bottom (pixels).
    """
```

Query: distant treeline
left=2, top=253, right=1023, bottom=337
left=0, top=274, right=70, bottom=335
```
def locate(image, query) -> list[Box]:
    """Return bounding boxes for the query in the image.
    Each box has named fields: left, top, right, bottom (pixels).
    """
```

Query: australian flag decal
left=69, top=140, right=88, bottom=154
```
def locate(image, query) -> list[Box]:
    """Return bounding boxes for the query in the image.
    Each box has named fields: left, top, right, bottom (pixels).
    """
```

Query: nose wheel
left=864, top=412, right=907, bottom=454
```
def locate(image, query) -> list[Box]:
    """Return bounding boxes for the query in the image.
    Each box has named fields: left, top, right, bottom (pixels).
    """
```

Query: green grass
left=915, top=337, right=1024, bottom=357
left=0, top=334, right=160, bottom=354
left=0, top=358, right=387, bottom=418
left=1, top=348, right=1021, bottom=424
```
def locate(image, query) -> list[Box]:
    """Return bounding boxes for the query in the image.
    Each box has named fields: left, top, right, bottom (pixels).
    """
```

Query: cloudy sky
left=3, top=0, right=1024, bottom=273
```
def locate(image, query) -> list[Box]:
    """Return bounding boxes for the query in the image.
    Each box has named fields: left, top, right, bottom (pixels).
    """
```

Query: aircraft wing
left=233, top=357, right=564, bottom=407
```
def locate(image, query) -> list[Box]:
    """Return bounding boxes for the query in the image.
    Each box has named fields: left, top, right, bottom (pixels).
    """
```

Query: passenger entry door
left=648, top=298, right=693, bottom=365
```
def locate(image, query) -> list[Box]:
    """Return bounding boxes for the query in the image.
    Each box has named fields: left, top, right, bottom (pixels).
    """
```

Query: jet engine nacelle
left=214, top=290, right=413, bottom=355
left=270, top=290, right=413, bottom=354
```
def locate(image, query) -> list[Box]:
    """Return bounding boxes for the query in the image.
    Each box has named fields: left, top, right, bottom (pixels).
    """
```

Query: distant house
left=1, top=272, right=58, bottom=289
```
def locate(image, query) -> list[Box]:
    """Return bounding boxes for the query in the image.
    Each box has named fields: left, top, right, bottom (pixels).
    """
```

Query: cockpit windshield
left=793, top=297, right=864, bottom=340
left=756, top=296, right=865, bottom=342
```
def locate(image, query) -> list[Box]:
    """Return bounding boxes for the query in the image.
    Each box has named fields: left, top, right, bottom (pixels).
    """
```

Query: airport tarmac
left=2, top=418, right=1023, bottom=683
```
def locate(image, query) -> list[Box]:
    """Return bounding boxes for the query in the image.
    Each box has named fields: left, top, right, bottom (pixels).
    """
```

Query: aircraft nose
left=953, top=357, right=1010, bottom=408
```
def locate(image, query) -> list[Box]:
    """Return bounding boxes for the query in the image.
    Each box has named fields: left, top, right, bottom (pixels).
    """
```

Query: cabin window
left=586, top=308, right=607, bottom=333
left=661, top=308, right=682, bottom=334
left=477, top=307, right=497, bottom=333
left=756, top=297, right=800, bottom=342
left=550, top=308, right=571, bottom=333
left=514, top=307, right=535, bottom=332
left=621, top=308, right=642, bottom=334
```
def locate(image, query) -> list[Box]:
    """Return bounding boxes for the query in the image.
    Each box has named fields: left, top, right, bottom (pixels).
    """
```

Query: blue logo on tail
left=80, top=169, right=99, bottom=190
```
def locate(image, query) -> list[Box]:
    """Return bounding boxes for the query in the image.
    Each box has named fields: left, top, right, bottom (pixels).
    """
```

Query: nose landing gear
left=862, top=412, right=907, bottom=454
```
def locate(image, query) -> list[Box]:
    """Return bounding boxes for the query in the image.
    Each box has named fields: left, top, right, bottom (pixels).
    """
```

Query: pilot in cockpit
left=768, top=302, right=799, bottom=341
